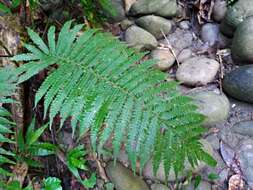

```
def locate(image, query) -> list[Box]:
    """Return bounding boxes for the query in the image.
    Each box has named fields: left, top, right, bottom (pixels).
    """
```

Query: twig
left=160, top=29, right=180, bottom=67
left=0, top=40, right=12, bottom=56
left=216, top=49, right=225, bottom=93
left=0, top=54, right=13, bottom=57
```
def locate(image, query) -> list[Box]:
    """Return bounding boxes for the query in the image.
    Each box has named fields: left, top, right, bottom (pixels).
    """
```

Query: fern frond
left=12, top=22, right=216, bottom=178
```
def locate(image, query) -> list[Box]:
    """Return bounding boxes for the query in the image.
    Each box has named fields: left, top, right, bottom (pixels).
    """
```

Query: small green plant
left=0, top=180, right=33, bottom=190
left=0, top=0, right=20, bottom=14
left=12, top=20, right=216, bottom=180
left=16, top=119, right=56, bottom=167
left=42, top=177, right=62, bottom=190
left=67, top=145, right=96, bottom=188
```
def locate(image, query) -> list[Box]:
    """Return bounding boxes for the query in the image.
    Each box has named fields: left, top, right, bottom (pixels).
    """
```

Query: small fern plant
left=12, top=21, right=216, bottom=178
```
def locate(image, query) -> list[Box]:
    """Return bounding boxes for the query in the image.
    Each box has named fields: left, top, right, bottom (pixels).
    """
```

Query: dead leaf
left=228, top=174, right=244, bottom=190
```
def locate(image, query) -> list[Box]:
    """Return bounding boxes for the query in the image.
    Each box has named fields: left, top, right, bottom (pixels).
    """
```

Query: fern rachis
left=12, top=21, right=216, bottom=178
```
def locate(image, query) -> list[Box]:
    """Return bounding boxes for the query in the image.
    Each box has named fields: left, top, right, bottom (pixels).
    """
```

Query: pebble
left=160, top=28, right=194, bottom=53
left=205, top=134, right=220, bottom=150
left=177, top=49, right=192, bottom=63
left=212, top=0, right=227, bottom=22
left=189, top=90, right=230, bottom=127
left=223, top=65, right=253, bottom=103
left=232, top=121, right=253, bottom=137
left=106, top=161, right=149, bottom=190
left=108, top=0, right=126, bottom=22
left=120, top=19, right=134, bottom=30
left=178, top=20, right=190, bottom=30
left=201, top=23, right=219, bottom=46
left=125, top=25, right=158, bottom=51
left=129, top=0, right=177, bottom=18
left=136, top=15, right=172, bottom=39
left=151, top=48, right=175, bottom=71
left=176, top=57, right=219, bottom=86
left=124, top=0, right=137, bottom=12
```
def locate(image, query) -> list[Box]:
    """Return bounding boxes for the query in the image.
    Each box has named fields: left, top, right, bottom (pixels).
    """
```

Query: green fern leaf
left=12, top=21, right=215, bottom=178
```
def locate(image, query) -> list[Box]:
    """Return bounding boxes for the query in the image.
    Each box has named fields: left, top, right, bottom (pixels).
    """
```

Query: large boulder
left=129, top=0, right=177, bottom=17
left=106, top=161, right=149, bottom=190
left=220, top=0, right=253, bottom=37
left=136, top=15, right=172, bottom=39
left=231, top=16, right=253, bottom=63
left=125, top=25, right=158, bottom=50
left=223, top=65, right=253, bottom=103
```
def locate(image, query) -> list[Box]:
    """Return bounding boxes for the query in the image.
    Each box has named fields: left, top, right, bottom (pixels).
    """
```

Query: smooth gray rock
left=213, top=0, right=227, bottom=22
left=120, top=19, right=134, bottom=30
left=129, top=0, right=177, bottom=17
left=189, top=90, right=230, bottom=127
left=160, top=28, right=194, bottom=53
left=232, top=121, right=253, bottom=137
left=151, top=184, right=170, bottom=190
left=125, top=25, right=158, bottom=51
left=223, top=65, right=253, bottom=103
left=106, top=161, right=149, bottom=190
left=136, top=15, right=172, bottom=39
left=124, top=0, right=137, bottom=12
left=177, top=49, right=192, bottom=63
left=176, top=57, right=219, bottom=86
left=201, top=23, right=219, bottom=46
left=220, top=0, right=253, bottom=37
left=178, top=20, right=190, bottom=30
left=237, top=139, right=253, bottom=187
left=232, top=17, right=253, bottom=63
left=106, top=0, right=126, bottom=22
left=151, top=48, right=175, bottom=71
left=205, top=134, right=220, bottom=150
left=143, top=139, right=214, bottom=182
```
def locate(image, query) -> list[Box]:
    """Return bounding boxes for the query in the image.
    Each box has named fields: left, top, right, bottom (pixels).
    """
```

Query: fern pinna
left=12, top=21, right=216, bottom=178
